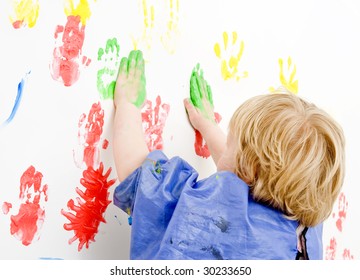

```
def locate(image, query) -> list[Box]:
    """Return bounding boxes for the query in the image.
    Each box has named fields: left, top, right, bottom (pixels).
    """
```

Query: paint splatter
left=342, top=249, right=354, bottom=260
left=2, top=202, right=12, bottom=214
left=214, top=216, right=230, bottom=233
left=201, top=245, right=224, bottom=260
left=61, top=162, right=116, bottom=251
left=335, top=192, right=348, bottom=232
left=214, top=31, right=248, bottom=81
left=2, top=72, right=29, bottom=127
left=132, top=0, right=155, bottom=57
left=194, top=112, right=222, bottom=158
left=161, top=0, right=180, bottom=54
left=325, top=237, right=337, bottom=260
left=75, top=102, right=105, bottom=169
left=6, top=166, right=48, bottom=246
left=9, top=0, right=39, bottom=29
left=141, top=95, right=170, bottom=151
left=67, top=99, right=115, bottom=250
left=97, top=38, right=120, bottom=100
left=50, top=0, right=93, bottom=86
left=102, top=139, right=109, bottom=150
left=270, top=56, right=298, bottom=94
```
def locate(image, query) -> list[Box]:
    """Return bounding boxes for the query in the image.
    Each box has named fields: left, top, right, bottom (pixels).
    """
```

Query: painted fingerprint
left=97, top=38, right=120, bottom=100
left=325, top=237, right=337, bottom=260
left=335, top=192, right=348, bottom=232
left=4, top=166, right=48, bottom=246
left=61, top=163, right=116, bottom=251
left=2, top=72, right=29, bottom=127
left=132, top=0, right=155, bottom=56
left=50, top=0, right=93, bottom=86
left=214, top=31, right=248, bottom=81
left=74, top=102, right=105, bottom=169
left=9, top=0, right=39, bottom=29
left=160, top=0, right=180, bottom=54
left=141, top=95, right=170, bottom=151
left=270, top=56, right=298, bottom=94
left=2, top=202, right=13, bottom=215
left=194, top=112, right=222, bottom=158
left=342, top=248, right=354, bottom=260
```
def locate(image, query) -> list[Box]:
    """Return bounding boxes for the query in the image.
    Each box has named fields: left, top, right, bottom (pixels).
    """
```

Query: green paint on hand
left=190, top=63, right=214, bottom=120
left=120, top=50, right=146, bottom=108
left=97, top=38, right=120, bottom=100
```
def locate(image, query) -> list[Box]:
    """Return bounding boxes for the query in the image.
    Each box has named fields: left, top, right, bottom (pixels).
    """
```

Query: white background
left=0, top=0, right=359, bottom=260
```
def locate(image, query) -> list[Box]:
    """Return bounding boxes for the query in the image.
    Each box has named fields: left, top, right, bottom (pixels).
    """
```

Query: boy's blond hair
left=229, top=93, right=345, bottom=227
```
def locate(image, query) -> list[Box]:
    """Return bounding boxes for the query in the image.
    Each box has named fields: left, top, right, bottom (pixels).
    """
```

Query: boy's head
left=227, top=93, right=345, bottom=227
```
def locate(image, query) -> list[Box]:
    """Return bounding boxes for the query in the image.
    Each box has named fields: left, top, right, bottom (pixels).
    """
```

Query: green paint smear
left=119, top=50, right=146, bottom=108
left=97, top=38, right=120, bottom=100
left=190, top=63, right=214, bottom=119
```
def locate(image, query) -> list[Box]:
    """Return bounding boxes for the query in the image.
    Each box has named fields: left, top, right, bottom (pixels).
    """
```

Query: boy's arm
left=184, top=66, right=227, bottom=166
left=113, top=50, right=149, bottom=182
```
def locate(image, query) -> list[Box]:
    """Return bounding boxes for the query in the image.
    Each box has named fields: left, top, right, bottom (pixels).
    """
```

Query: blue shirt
left=113, top=150, right=323, bottom=260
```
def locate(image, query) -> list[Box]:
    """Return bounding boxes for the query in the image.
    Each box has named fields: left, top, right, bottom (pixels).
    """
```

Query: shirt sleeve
left=113, top=150, right=198, bottom=221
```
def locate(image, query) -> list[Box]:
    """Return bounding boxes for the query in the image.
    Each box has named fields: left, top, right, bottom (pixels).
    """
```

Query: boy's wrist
left=115, top=95, right=141, bottom=110
left=197, top=119, right=218, bottom=137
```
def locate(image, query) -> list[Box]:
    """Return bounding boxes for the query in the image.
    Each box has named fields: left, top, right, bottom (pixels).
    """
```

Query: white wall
left=0, top=0, right=359, bottom=259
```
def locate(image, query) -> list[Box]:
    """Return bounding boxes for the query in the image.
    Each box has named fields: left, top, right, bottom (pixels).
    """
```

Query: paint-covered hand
left=184, top=64, right=216, bottom=132
left=114, top=50, right=146, bottom=108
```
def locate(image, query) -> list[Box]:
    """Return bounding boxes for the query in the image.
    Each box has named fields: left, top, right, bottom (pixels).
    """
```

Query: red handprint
left=142, top=95, right=170, bottom=151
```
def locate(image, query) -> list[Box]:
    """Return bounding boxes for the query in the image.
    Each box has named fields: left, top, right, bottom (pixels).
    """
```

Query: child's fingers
left=184, top=98, right=198, bottom=118
left=206, top=82, right=214, bottom=107
left=119, top=57, right=128, bottom=78
left=134, top=51, right=145, bottom=80
left=190, top=73, right=202, bottom=109
left=128, top=50, right=137, bottom=76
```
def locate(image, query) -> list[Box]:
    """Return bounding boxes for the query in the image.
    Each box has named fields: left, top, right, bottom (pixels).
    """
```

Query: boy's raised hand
left=184, top=64, right=216, bottom=132
left=114, top=50, right=146, bottom=109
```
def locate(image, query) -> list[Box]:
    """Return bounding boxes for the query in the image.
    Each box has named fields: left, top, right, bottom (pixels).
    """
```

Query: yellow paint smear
left=10, top=0, right=40, bottom=28
left=64, top=0, right=92, bottom=25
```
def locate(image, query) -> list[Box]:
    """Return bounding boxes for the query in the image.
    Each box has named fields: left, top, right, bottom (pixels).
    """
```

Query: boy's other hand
left=185, top=64, right=216, bottom=132
left=114, top=50, right=146, bottom=109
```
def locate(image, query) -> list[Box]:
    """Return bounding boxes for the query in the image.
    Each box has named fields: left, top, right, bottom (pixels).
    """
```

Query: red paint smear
left=61, top=162, right=116, bottom=251
left=2, top=202, right=12, bottom=214
left=50, top=15, right=90, bottom=87
left=325, top=237, right=337, bottom=260
left=342, top=248, right=354, bottom=260
left=10, top=166, right=47, bottom=246
left=11, top=203, right=45, bottom=246
left=336, top=192, right=348, bottom=232
left=79, top=102, right=104, bottom=169
left=102, top=139, right=109, bottom=150
left=194, top=112, right=222, bottom=158
left=12, top=20, right=23, bottom=29
left=141, top=95, right=170, bottom=151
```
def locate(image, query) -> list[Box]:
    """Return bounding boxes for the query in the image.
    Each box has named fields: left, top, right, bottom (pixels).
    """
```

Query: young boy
left=112, top=50, right=345, bottom=260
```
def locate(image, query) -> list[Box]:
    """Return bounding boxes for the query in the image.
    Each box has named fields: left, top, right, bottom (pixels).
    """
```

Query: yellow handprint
left=132, top=0, right=155, bottom=53
left=214, top=31, right=248, bottom=81
left=9, top=0, right=40, bottom=29
left=64, top=0, right=93, bottom=26
left=270, top=56, right=298, bottom=94
left=161, top=0, right=180, bottom=54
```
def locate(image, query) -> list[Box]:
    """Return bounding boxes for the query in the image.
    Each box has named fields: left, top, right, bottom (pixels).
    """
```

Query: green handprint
left=97, top=38, right=120, bottom=100
left=118, top=50, right=146, bottom=108
left=190, top=63, right=214, bottom=120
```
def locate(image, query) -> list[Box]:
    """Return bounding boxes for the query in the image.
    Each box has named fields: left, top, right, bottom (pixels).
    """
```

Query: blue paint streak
left=2, top=71, right=30, bottom=126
